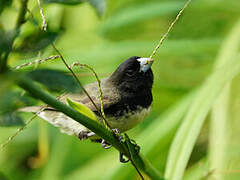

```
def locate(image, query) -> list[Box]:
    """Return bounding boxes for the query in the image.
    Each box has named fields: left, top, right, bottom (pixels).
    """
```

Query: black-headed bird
left=21, top=56, right=154, bottom=145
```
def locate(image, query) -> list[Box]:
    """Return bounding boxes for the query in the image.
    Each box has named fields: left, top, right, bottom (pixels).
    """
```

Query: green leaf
left=0, top=30, right=14, bottom=55
left=208, top=17, right=240, bottom=180
left=0, top=91, right=36, bottom=114
left=165, top=19, right=240, bottom=180
left=0, top=89, right=36, bottom=127
left=0, top=171, right=8, bottom=180
left=44, top=0, right=84, bottom=5
left=100, top=1, right=184, bottom=34
left=15, top=30, right=59, bottom=53
left=0, top=0, right=13, bottom=14
left=0, top=112, right=24, bottom=127
left=44, top=0, right=106, bottom=16
left=183, top=158, right=208, bottom=180
left=27, top=69, right=80, bottom=92
left=66, top=98, right=97, bottom=121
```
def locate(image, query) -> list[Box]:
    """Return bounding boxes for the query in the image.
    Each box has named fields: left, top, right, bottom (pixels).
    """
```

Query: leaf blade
left=165, top=19, right=240, bottom=180
left=67, top=98, right=97, bottom=121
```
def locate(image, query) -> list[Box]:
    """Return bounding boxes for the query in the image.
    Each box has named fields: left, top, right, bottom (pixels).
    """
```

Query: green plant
left=1, top=0, right=240, bottom=180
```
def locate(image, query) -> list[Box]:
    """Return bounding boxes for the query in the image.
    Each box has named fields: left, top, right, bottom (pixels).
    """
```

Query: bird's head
left=110, top=56, right=154, bottom=94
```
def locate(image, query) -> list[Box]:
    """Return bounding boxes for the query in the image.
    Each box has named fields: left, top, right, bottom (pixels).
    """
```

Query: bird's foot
left=79, top=129, right=123, bottom=150
left=112, top=128, right=123, bottom=142
left=118, top=135, right=141, bottom=163
left=101, top=139, right=112, bottom=149
left=129, top=139, right=141, bottom=154
left=79, top=132, right=112, bottom=149
left=100, top=128, right=122, bottom=149
left=119, top=152, right=129, bottom=163
left=78, top=131, right=96, bottom=140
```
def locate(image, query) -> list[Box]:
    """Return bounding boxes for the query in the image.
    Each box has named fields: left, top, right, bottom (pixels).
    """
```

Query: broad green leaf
left=0, top=0, right=13, bottom=14
left=220, top=75, right=240, bottom=180
left=0, top=74, right=15, bottom=94
left=0, top=112, right=24, bottom=127
left=209, top=18, right=240, bottom=180
left=67, top=98, right=97, bottom=121
left=27, top=69, right=80, bottom=92
left=44, top=0, right=106, bottom=16
left=165, top=19, right=240, bottom=180
left=0, top=171, right=8, bottom=180
left=15, top=30, right=59, bottom=53
left=0, top=30, right=14, bottom=54
left=0, top=91, right=36, bottom=114
left=183, top=158, right=208, bottom=180
left=0, top=90, right=36, bottom=127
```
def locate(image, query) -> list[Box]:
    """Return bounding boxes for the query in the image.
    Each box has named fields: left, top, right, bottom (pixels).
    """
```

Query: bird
left=20, top=56, right=154, bottom=144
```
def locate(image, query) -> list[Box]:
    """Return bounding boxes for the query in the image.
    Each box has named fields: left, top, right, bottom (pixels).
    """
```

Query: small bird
left=21, top=56, right=154, bottom=143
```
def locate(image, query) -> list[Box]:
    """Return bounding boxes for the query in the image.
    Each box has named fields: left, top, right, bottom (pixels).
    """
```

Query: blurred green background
left=1, top=0, right=240, bottom=179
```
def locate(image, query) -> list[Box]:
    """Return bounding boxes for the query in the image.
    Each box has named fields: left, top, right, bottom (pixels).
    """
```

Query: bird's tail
left=19, top=106, right=89, bottom=137
left=19, top=106, right=43, bottom=113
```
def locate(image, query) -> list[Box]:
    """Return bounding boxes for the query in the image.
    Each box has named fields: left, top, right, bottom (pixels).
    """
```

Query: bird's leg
left=129, top=139, right=141, bottom=154
left=119, top=152, right=129, bottom=163
left=78, top=128, right=123, bottom=150
left=78, top=131, right=96, bottom=140
left=118, top=134, right=141, bottom=163
left=112, top=128, right=131, bottom=163
left=101, top=139, right=112, bottom=149
left=112, top=128, right=123, bottom=141
left=101, top=128, right=122, bottom=149
left=78, top=131, right=112, bottom=149
left=111, top=128, right=132, bottom=163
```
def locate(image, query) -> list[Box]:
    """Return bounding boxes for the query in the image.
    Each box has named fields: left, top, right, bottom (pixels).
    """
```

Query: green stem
left=17, top=76, right=163, bottom=180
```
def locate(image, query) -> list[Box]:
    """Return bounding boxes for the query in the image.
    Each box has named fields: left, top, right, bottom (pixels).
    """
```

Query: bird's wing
left=20, top=78, right=120, bottom=136
left=60, top=78, right=120, bottom=113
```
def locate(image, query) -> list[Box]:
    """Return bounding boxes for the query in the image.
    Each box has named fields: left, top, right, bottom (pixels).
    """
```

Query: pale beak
left=137, top=57, right=154, bottom=72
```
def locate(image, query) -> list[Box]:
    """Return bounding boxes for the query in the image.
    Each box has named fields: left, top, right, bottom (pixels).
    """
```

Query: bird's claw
left=101, top=139, right=112, bottom=149
left=79, top=129, right=124, bottom=151
left=119, top=152, right=129, bottom=163
left=130, top=139, right=140, bottom=154
left=78, top=131, right=95, bottom=140
left=99, top=128, right=122, bottom=149
left=112, top=128, right=123, bottom=142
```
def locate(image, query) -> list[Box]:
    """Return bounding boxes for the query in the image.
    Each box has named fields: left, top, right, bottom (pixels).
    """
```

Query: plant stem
left=17, top=76, right=164, bottom=180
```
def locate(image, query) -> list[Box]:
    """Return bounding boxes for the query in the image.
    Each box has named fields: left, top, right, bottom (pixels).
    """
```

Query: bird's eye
left=126, top=69, right=135, bottom=76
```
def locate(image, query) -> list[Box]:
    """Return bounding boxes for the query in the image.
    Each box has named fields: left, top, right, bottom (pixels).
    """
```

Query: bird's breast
left=99, top=105, right=152, bottom=132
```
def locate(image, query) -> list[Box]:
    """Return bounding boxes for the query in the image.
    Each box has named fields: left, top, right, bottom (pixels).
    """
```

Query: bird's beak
left=137, top=57, right=154, bottom=72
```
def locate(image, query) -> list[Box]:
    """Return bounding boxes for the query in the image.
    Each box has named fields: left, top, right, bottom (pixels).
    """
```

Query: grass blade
left=165, top=19, right=240, bottom=180
left=209, top=19, right=240, bottom=179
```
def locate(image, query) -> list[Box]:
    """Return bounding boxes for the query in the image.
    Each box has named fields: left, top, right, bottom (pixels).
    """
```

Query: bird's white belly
left=105, top=106, right=152, bottom=132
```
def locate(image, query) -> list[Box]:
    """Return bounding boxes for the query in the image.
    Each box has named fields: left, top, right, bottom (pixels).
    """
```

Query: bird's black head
left=110, top=56, right=154, bottom=94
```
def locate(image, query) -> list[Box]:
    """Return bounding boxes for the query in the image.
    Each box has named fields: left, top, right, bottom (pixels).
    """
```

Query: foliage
left=27, top=69, right=80, bottom=92
left=67, top=98, right=97, bottom=121
left=0, top=0, right=240, bottom=180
